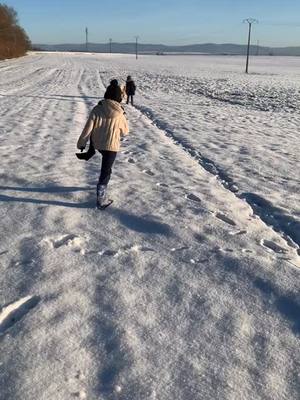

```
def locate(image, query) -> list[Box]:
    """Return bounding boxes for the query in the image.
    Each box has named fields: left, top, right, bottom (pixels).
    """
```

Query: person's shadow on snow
left=110, top=208, right=172, bottom=236
left=0, top=186, right=172, bottom=235
left=0, top=185, right=93, bottom=208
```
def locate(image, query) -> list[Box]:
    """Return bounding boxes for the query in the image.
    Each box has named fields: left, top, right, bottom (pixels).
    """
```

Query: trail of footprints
left=121, top=120, right=297, bottom=259
left=36, top=164, right=294, bottom=261
left=122, top=147, right=292, bottom=257
left=1, top=226, right=289, bottom=334
left=41, top=223, right=290, bottom=263
left=212, top=211, right=289, bottom=255
left=97, top=244, right=156, bottom=258
left=42, top=235, right=157, bottom=259
left=42, top=234, right=86, bottom=255
left=0, top=220, right=293, bottom=336
left=121, top=148, right=156, bottom=177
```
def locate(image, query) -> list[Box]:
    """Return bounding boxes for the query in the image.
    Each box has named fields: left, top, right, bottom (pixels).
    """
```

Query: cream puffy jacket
left=77, top=99, right=129, bottom=152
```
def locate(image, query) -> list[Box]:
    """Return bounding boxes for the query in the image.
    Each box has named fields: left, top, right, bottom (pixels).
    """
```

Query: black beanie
left=104, top=84, right=122, bottom=103
left=110, top=79, right=118, bottom=87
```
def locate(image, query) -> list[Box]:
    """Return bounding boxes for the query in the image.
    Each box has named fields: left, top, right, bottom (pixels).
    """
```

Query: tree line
left=0, top=3, right=31, bottom=60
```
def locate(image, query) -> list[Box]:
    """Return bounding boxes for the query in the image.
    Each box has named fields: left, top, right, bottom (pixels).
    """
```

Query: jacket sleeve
left=77, top=110, right=96, bottom=149
left=119, top=114, right=129, bottom=136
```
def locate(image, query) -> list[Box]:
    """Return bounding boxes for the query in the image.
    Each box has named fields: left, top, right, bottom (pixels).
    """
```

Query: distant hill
left=34, top=42, right=300, bottom=56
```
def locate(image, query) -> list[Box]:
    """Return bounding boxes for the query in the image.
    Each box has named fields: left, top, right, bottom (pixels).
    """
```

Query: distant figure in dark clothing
left=125, top=75, right=136, bottom=105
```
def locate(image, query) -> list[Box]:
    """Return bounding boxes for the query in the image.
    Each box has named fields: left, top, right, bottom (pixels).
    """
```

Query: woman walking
left=77, top=80, right=129, bottom=209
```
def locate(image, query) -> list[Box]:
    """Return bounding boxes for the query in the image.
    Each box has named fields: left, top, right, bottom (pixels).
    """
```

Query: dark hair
left=104, top=81, right=122, bottom=103
left=110, top=79, right=119, bottom=87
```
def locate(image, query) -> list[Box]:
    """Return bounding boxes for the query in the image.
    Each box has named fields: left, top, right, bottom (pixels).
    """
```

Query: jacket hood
left=96, top=99, right=124, bottom=118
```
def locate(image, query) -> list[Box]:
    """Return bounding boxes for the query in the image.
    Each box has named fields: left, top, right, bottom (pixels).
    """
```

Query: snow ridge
left=135, top=104, right=300, bottom=256
left=135, top=105, right=238, bottom=192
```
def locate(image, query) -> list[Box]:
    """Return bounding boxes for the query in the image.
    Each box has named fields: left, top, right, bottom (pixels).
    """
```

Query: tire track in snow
left=0, top=67, right=59, bottom=96
left=134, top=104, right=300, bottom=258
left=0, top=68, right=67, bottom=118
left=0, top=59, right=98, bottom=400
left=0, top=54, right=44, bottom=74
left=0, top=58, right=105, bottom=399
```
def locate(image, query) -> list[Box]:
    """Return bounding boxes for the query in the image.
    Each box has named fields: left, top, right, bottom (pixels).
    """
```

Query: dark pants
left=126, top=95, right=134, bottom=105
left=98, top=150, right=117, bottom=185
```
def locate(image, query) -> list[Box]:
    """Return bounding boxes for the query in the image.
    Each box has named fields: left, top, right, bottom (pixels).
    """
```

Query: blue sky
left=5, top=0, right=300, bottom=46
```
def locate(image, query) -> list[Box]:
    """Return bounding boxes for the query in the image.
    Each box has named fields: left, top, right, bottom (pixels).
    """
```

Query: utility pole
left=243, top=18, right=258, bottom=73
left=135, top=36, right=139, bottom=60
left=109, top=38, right=112, bottom=54
left=85, top=27, right=88, bottom=52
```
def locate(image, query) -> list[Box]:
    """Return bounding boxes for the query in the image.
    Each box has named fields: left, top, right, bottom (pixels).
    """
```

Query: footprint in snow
left=194, top=233, right=206, bottom=242
left=97, top=244, right=155, bottom=257
left=216, top=247, right=234, bottom=253
left=127, top=158, right=136, bottom=164
left=98, top=249, right=119, bottom=257
left=72, top=391, right=87, bottom=399
left=129, top=244, right=155, bottom=253
left=215, top=212, right=236, bottom=226
left=42, top=234, right=86, bottom=254
left=143, top=169, right=155, bottom=176
left=260, top=239, right=288, bottom=254
left=75, top=370, right=85, bottom=380
left=229, top=184, right=239, bottom=193
left=12, top=258, right=36, bottom=268
left=229, top=229, right=247, bottom=236
left=156, top=182, right=169, bottom=188
left=186, top=193, right=201, bottom=203
left=171, top=246, right=190, bottom=253
left=0, top=295, right=40, bottom=335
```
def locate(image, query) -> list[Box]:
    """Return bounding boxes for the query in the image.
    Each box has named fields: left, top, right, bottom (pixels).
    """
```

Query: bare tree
left=0, top=3, right=31, bottom=60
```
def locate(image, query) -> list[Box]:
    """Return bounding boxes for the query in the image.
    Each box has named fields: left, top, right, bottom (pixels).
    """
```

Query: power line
left=260, top=21, right=300, bottom=27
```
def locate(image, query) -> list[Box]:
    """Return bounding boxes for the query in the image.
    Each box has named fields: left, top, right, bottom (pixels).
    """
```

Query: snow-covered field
left=0, top=52, right=299, bottom=400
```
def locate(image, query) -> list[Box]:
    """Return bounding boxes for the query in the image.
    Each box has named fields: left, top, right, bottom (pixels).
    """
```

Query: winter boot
left=96, top=184, right=113, bottom=210
left=96, top=184, right=107, bottom=207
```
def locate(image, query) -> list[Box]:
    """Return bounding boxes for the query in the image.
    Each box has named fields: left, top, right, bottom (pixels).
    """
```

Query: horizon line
left=33, top=41, right=300, bottom=49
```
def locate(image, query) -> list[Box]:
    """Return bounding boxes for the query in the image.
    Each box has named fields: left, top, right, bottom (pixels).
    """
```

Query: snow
left=0, top=52, right=299, bottom=400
